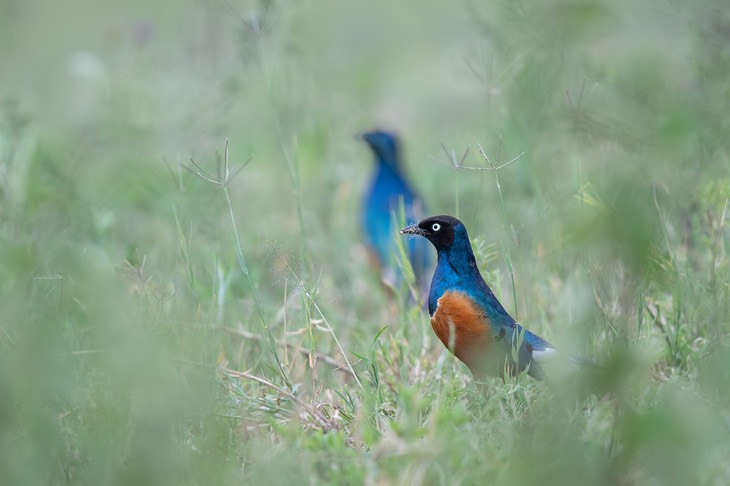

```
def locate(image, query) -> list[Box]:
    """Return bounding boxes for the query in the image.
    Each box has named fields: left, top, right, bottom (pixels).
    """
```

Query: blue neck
left=374, top=156, right=402, bottom=180
left=428, top=225, right=513, bottom=324
left=367, top=157, right=412, bottom=201
left=439, top=232, right=481, bottom=278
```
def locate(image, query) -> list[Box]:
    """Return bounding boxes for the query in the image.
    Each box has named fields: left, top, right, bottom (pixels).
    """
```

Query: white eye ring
left=431, top=223, right=441, bottom=232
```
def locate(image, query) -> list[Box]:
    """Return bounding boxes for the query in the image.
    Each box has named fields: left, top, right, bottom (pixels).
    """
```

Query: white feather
left=532, top=347, right=557, bottom=363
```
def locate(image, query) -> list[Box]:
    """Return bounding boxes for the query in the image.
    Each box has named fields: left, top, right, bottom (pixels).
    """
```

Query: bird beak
left=400, top=223, right=425, bottom=236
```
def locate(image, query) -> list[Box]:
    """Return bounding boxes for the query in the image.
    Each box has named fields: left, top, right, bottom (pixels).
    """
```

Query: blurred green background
left=1, top=0, right=729, bottom=484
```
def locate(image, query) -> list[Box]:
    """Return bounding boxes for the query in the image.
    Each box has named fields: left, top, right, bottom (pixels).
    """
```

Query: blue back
left=362, top=130, right=432, bottom=288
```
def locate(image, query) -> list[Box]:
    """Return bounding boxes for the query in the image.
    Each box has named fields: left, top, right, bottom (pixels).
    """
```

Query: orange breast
left=431, top=291, right=495, bottom=377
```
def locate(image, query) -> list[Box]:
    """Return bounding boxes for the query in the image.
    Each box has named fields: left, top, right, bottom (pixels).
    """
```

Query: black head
left=400, top=215, right=464, bottom=251
left=360, top=129, right=400, bottom=167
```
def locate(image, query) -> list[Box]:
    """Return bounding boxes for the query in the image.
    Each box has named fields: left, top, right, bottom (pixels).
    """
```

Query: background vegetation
left=1, top=0, right=729, bottom=484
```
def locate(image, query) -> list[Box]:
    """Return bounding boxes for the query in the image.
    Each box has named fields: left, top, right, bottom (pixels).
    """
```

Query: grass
left=1, top=0, right=730, bottom=484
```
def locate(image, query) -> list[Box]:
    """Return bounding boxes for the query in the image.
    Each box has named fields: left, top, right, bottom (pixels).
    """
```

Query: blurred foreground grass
left=1, top=0, right=729, bottom=484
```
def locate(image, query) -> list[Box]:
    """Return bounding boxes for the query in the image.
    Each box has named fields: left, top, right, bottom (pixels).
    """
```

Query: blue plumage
left=361, top=130, right=432, bottom=293
left=401, top=215, right=554, bottom=380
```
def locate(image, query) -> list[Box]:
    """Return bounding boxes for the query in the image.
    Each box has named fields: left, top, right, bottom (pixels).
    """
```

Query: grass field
left=1, top=0, right=729, bottom=484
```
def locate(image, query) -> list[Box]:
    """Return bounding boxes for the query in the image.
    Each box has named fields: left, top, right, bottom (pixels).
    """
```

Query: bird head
left=400, top=215, right=464, bottom=251
left=360, top=129, right=400, bottom=168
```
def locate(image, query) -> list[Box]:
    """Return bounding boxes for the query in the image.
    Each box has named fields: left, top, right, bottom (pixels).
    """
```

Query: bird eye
left=432, top=223, right=441, bottom=231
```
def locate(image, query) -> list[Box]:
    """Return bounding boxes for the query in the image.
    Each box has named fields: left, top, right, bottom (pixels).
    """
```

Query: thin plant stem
left=187, top=140, right=290, bottom=385
left=275, top=251, right=364, bottom=389
left=255, top=21, right=309, bottom=271
left=475, top=140, right=522, bottom=318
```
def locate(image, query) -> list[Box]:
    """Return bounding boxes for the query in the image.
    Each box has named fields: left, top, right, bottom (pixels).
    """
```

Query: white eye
left=431, top=223, right=441, bottom=232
